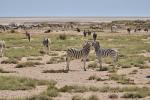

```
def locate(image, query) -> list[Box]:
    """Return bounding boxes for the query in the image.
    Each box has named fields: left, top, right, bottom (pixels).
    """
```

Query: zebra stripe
left=92, top=41, right=118, bottom=70
left=66, top=41, right=91, bottom=71
left=42, top=38, right=51, bottom=54
left=0, top=40, right=5, bottom=57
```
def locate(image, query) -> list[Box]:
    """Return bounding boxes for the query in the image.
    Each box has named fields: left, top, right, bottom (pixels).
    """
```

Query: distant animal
left=111, top=25, right=117, bottom=32
left=144, top=28, right=148, bottom=32
left=93, top=32, right=97, bottom=41
left=42, top=38, right=51, bottom=54
left=127, top=28, right=131, bottom=34
left=44, top=29, right=51, bottom=33
left=66, top=41, right=91, bottom=71
left=76, top=28, right=80, bottom=32
left=0, top=40, right=5, bottom=57
left=25, top=31, right=31, bottom=42
left=135, top=28, right=141, bottom=32
left=83, top=30, right=87, bottom=37
left=92, top=41, right=118, bottom=70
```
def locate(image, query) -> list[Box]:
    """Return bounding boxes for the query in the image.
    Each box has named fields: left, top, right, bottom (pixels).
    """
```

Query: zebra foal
left=66, top=41, right=91, bottom=71
left=92, top=41, right=118, bottom=70
left=0, top=40, right=5, bottom=57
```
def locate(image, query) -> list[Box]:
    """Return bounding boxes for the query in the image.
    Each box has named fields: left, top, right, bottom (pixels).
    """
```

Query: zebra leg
left=47, top=46, right=50, bottom=54
left=66, top=57, right=70, bottom=71
left=0, top=49, right=3, bottom=57
left=83, top=57, right=87, bottom=71
left=98, top=57, right=102, bottom=71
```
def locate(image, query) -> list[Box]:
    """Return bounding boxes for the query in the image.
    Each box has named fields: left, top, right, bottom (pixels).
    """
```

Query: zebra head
left=83, top=41, right=92, bottom=49
left=92, top=41, right=100, bottom=51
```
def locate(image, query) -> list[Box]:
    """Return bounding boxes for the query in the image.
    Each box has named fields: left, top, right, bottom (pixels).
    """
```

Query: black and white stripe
left=92, top=41, right=118, bottom=70
left=0, top=40, right=5, bottom=57
left=42, top=38, right=51, bottom=54
left=66, top=41, right=91, bottom=71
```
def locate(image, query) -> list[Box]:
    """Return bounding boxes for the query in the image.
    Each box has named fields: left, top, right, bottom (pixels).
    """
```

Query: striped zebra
left=111, top=25, right=117, bottom=33
left=0, top=40, right=5, bottom=57
left=66, top=41, right=91, bottom=71
left=42, top=38, right=51, bottom=54
left=92, top=41, right=118, bottom=70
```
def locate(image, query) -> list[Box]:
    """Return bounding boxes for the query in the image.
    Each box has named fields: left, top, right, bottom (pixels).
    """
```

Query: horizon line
left=0, top=16, right=150, bottom=18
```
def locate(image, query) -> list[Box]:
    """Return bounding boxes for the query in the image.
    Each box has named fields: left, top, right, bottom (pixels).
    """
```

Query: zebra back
left=67, top=41, right=91, bottom=59
left=43, top=38, right=49, bottom=47
left=92, top=41, right=118, bottom=61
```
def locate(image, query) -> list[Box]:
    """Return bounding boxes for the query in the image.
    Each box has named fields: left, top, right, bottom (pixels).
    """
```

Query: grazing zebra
left=0, top=40, right=5, bottom=57
left=66, top=41, right=91, bottom=71
left=42, top=38, right=51, bottom=54
left=92, top=41, right=118, bottom=70
left=93, top=32, right=97, bottom=41
left=25, top=31, right=31, bottom=42
left=111, top=25, right=117, bottom=32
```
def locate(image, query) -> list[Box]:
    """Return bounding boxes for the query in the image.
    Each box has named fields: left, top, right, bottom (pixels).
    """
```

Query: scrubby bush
left=59, top=34, right=67, bottom=40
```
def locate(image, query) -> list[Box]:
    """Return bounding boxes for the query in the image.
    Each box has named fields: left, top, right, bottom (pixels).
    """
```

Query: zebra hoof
left=84, top=69, right=86, bottom=71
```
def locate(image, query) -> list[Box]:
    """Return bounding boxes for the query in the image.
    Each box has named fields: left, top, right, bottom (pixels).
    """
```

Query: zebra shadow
left=42, top=69, right=82, bottom=73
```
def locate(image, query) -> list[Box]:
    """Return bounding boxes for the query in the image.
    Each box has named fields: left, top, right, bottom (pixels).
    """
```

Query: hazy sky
left=0, top=0, right=150, bottom=17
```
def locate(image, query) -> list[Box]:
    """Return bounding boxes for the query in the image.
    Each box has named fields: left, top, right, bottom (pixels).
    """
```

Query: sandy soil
left=0, top=53, right=150, bottom=99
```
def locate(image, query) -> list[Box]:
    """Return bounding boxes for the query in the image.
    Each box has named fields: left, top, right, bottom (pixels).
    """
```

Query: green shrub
left=122, top=93, right=143, bottom=98
left=72, top=95, right=85, bottom=100
left=59, top=34, right=67, bottom=40
left=1, top=59, right=18, bottom=64
left=15, top=62, right=43, bottom=68
left=108, top=94, right=118, bottom=99
left=88, top=62, right=98, bottom=69
left=0, top=76, right=49, bottom=90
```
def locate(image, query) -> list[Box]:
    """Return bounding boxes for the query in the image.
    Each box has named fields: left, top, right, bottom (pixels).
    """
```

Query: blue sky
left=0, top=0, right=150, bottom=17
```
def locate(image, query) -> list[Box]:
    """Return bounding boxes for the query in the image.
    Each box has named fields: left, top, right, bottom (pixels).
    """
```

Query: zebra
left=111, top=25, right=117, bottom=33
left=42, top=38, right=51, bottom=54
left=66, top=41, right=91, bottom=71
left=92, top=41, right=118, bottom=70
left=93, top=32, right=97, bottom=41
left=0, top=40, right=5, bottom=57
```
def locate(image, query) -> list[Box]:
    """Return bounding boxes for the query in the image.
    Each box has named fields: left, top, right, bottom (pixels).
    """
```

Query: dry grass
left=1, top=59, right=18, bottom=64
left=0, top=68, right=15, bottom=73
left=88, top=75, right=107, bottom=81
left=16, top=61, right=43, bottom=68
left=43, top=69, right=68, bottom=73
left=0, top=76, right=50, bottom=90
left=109, top=74, right=135, bottom=84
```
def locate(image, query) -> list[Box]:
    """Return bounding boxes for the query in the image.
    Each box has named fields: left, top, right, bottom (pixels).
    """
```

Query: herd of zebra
left=0, top=31, right=118, bottom=71
left=0, top=22, right=149, bottom=34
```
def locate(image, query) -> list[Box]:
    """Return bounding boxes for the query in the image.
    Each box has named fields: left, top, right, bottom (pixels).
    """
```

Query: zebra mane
left=83, top=41, right=91, bottom=48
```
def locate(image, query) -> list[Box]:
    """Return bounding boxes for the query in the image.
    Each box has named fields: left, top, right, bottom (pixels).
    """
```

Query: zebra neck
left=95, top=47, right=100, bottom=52
left=82, top=47, right=90, bottom=54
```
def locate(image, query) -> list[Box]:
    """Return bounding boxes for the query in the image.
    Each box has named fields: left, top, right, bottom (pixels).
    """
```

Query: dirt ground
left=0, top=51, right=150, bottom=100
